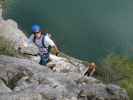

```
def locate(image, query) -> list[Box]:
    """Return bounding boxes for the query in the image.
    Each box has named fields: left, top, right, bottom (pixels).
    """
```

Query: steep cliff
left=0, top=5, right=129, bottom=100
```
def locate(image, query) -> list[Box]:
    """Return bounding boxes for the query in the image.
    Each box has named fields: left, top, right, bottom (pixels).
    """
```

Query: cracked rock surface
left=0, top=55, right=129, bottom=100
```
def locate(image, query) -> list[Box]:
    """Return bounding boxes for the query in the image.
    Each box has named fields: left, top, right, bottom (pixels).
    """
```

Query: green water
left=5, top=0, right=133, bottom=61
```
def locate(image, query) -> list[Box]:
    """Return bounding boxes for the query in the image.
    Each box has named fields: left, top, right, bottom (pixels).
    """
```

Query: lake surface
left=5, top=0, right=133, bottom=61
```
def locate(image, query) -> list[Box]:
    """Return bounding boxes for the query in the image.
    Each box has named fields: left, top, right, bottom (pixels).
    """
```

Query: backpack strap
left=42, top=35, right=46, bottom=48
left=42, top=34, right=52, bottom=52
left=33, top=34, right=36, bottom=43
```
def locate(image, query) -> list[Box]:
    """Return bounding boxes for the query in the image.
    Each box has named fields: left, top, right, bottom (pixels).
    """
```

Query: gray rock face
left=0, top=79, right=12, bottom=93
left=0, top=55, right=129, bottom=100
left=48, top=54, right=86, bottom=73
left=0, top=18, right=38, bottom=55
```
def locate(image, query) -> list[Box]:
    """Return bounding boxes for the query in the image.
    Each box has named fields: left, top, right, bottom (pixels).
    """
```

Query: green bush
left=0, top=0, right=6, bottom=6
left=120, top=79, right=133, bottom=100
left=0, top=0, right=9, bottom=13
left=98, top=53, right=133, bottom=100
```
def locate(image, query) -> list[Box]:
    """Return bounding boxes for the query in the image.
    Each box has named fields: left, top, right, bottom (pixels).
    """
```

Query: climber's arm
left=45, top=35, right=60, bottom=56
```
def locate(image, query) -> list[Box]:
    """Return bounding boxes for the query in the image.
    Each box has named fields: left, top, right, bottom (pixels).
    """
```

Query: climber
left=84, top=62, right=96, bottom=76
left=21, top=24, right=60, bottom=65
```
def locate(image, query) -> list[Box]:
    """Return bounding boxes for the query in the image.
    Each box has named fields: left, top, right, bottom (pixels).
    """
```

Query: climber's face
left=35, top=32, right=42, bottom=38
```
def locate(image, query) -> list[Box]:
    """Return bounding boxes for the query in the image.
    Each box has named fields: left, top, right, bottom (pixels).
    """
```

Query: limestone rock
left=0, top=19, right=38, bottom=55
left=0, top=55, right=129, bottom=100
left=0, top=79, right=12, bottom=93
left=48, top=54, right=87, bottom=73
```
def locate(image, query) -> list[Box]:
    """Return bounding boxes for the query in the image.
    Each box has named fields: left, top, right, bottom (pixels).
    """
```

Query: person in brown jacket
left=84, top=62, right=96, bottom=76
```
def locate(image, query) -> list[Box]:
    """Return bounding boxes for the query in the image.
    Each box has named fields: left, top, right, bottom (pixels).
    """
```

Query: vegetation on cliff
left=0, top=0, right=6, bottom=8
left=0, top=37, right=18, bottom=56
left=98, top=53, right=133, bottom=100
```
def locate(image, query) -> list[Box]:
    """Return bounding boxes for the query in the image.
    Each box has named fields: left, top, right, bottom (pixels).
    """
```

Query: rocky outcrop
left=0, top=79, right=12, bottom=93
left=48, top=54, right=86, bottom=73
left=0, top=55, right=129, bottom=100
left=0, top=6, right=38, bottom=55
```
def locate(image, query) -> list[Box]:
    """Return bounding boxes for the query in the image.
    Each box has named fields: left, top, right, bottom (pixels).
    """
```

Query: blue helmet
left=32, top=24, right=41, bottom=33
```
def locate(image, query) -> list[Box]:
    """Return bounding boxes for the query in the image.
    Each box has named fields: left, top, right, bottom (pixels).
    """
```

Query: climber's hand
left=51, top=47, right=60, bottom=56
